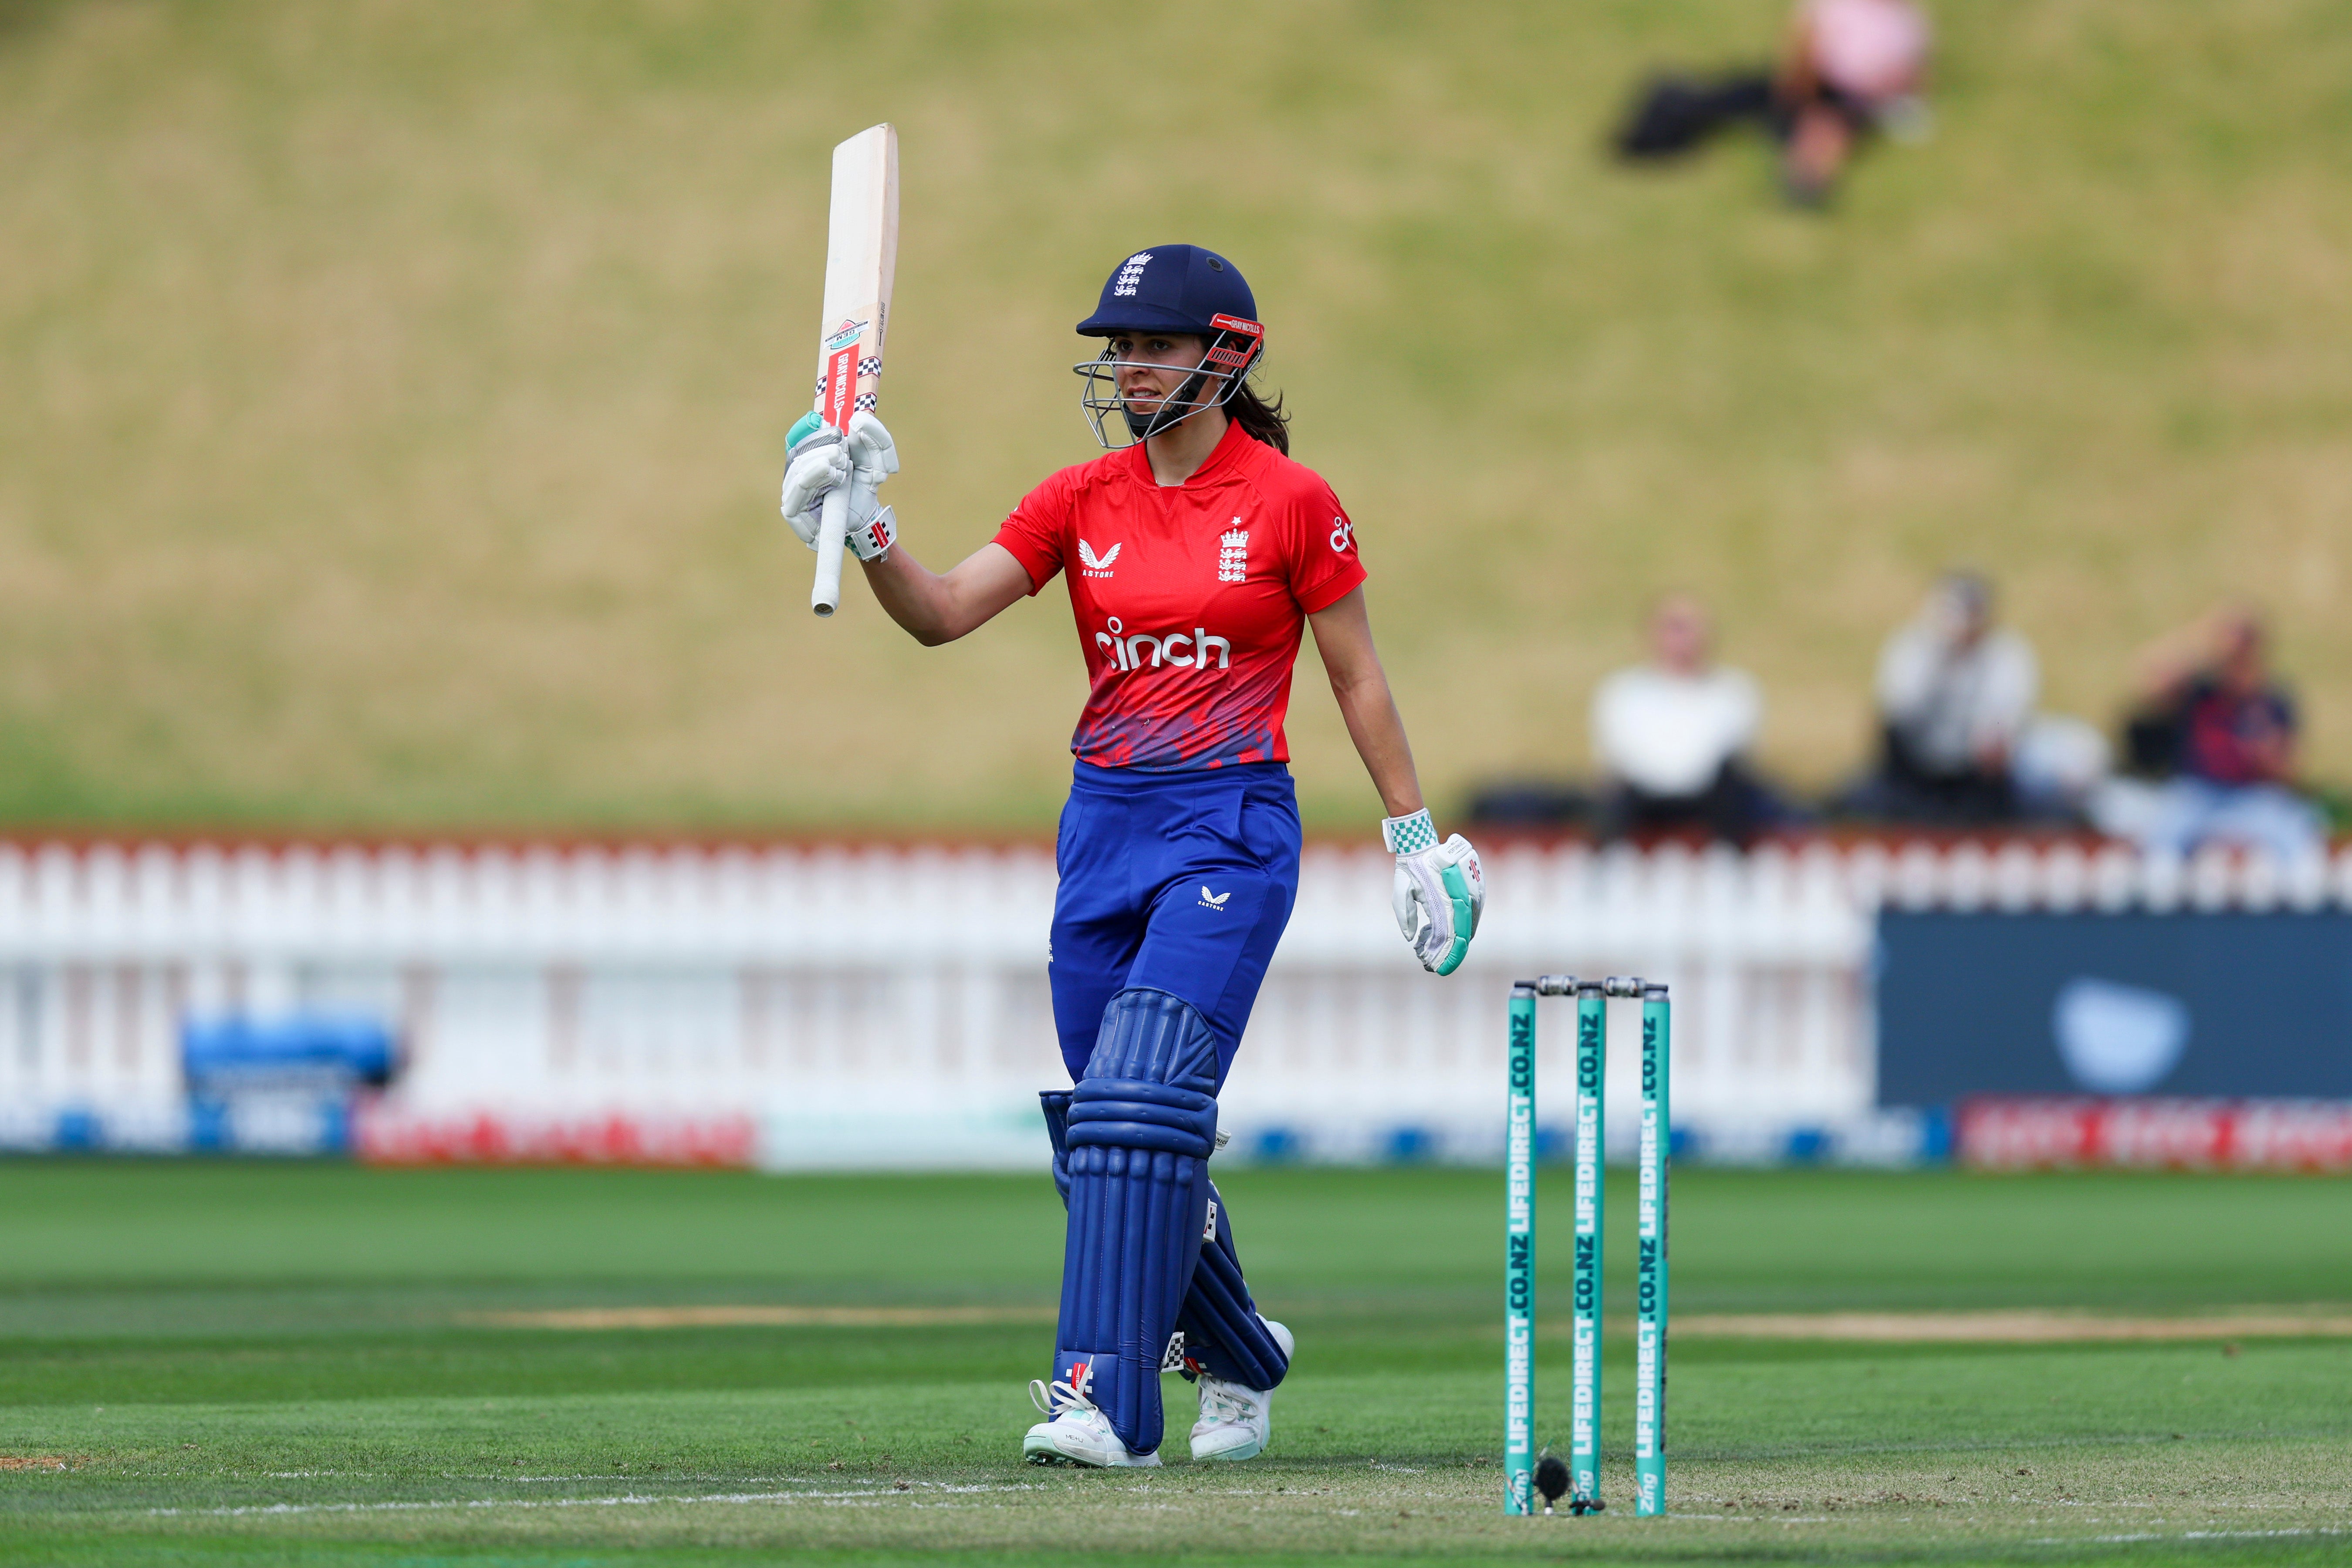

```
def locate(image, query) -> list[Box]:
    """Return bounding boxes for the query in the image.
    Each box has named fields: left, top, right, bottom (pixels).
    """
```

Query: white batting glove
left=1384, top=809, right=1484, bottom=976
left=781, top=417, right=846, bottom=537
left=845, top=409, right=899, bottom=484
left=781, top=411, right=898, bottom=562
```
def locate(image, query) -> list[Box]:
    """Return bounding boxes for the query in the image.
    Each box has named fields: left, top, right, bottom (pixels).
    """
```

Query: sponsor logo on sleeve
left=1330, top=516, right=1354, bottom=553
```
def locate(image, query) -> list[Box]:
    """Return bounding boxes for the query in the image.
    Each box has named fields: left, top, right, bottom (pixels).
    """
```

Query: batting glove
left=1385, top=809, right=1485, bottom=976
left=781, top=411, right=898, bottom=562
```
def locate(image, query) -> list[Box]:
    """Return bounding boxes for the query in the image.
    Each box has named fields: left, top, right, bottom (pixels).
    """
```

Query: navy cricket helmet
left=1073, top=244, right=1267, bottom=448
left=1076, top=244, right=1259, bottom=338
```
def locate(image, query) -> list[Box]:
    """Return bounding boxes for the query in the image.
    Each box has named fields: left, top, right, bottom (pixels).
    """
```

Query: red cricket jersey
left=993, top=420, right=1368, bottom=771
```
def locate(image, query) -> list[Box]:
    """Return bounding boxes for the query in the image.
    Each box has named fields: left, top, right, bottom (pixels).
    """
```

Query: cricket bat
left=808, top=123, right=899, bottom=617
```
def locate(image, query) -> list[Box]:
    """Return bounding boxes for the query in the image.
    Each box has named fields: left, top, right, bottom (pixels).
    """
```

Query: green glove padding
left=1433, top=859, right=1478, bottom=976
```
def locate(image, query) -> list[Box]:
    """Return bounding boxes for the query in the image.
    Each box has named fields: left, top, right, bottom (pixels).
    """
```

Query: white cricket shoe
left=1023, top=1375, right=1161, bottom=1468
left=1188, top=1318, right=1296, bottom=1463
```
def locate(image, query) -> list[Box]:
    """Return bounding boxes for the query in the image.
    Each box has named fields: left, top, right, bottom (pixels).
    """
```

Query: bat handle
left=811, top=484, right=850, bottom=617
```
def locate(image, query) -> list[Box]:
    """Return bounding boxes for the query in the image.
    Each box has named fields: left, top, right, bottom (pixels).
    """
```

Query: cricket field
left=2, top=1159, right=2348, bottom=1566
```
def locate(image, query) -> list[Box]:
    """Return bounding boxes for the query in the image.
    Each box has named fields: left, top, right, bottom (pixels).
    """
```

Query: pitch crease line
left=460, top=1304, right=1058, bottom=1330
left=147, top=1483, right=1046, bottom=1518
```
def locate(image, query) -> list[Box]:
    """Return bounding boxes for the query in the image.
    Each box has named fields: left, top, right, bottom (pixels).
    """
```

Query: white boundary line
left=147, top=1482, right=1044, bottom=1518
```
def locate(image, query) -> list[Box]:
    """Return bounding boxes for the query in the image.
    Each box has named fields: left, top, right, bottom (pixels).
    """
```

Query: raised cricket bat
left=808, top=123, right=899, bottom=617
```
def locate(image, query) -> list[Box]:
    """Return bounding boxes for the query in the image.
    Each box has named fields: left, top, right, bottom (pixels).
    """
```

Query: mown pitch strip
left=1, top=1163, right=2348, bottom=1565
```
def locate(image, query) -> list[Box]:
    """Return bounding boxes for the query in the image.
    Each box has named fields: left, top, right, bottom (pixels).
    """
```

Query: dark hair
left=1227, top=377, right=1290, bottom=454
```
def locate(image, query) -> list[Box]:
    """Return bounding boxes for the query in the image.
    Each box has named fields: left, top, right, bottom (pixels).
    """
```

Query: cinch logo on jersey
left=1111, top=252, right=1152, bottom=297
left=1094, top=616, right=1231, bottom=672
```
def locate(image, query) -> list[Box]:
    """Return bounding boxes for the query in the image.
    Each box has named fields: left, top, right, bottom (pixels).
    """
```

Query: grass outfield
left=3, top=3, right=2351, bottom=830
left=1, top=1162, right=2349, bottom=1565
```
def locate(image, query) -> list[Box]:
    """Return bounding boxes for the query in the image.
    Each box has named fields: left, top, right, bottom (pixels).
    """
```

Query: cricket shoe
left=1188, top=1318, right=1296, bottom=1463
left=1023, top=1375, right=1161, bottom=1468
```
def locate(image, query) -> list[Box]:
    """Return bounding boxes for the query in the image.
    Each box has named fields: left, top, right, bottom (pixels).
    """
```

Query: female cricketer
left=780, top=245, right=1483, bottom=1467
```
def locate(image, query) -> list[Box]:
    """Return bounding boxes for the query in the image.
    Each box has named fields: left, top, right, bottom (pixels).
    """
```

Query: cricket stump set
left=1504, top=976, right=1670, bottom=1518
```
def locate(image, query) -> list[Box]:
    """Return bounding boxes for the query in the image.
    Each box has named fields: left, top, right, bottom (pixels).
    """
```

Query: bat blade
left=810, top=123, right=899, bottom=618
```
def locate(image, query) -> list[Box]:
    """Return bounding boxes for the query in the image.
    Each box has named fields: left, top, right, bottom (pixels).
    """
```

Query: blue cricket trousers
left=1048, top=760, right=1301, bottom=1086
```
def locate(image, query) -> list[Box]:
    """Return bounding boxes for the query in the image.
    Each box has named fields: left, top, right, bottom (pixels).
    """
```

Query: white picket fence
left=0, top=836, right=2345, bottom=1166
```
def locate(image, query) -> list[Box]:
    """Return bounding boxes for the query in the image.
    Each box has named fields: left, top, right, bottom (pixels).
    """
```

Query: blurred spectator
left=1460, top=778, right=1595, bottom=832
left=1842, top=572, right=2036, bottom=825
left=2008, top=711, right=2112, bottom=822
left=1612, top=71, right=1774, bottom=160
left=1778, top=0, right=1933, bottom=204
left=1611, top=0, right=1931, bottom=207
left=1591, top=595, right=1777, bottom=844
left=2092, top=608, right=2325, bottom=860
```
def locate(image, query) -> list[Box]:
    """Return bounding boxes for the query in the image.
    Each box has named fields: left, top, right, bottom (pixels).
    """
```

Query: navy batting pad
left=1175, top=1182, right=1291, bottom=1391
left=1041, top=1095, right=1284, bottom=1393
left=1052, top=987, right=1219, bottom=1455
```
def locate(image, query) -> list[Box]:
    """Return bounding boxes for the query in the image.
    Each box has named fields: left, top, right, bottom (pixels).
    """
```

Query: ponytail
left=1226, top=378, right=1291, bottom=455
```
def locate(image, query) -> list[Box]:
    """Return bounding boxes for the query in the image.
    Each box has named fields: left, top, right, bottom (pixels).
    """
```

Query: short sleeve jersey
left=992, top=420, right=1366, bottom=771
left=2181, top=678, right=2297, bottom=786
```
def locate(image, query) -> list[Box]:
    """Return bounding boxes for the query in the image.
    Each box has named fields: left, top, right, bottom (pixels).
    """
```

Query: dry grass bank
left=1, top=0, right=2346, bottom=829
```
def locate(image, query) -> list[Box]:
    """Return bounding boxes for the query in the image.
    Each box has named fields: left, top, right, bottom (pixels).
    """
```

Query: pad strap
left=1068, top=1076, right=1217, bottom=1158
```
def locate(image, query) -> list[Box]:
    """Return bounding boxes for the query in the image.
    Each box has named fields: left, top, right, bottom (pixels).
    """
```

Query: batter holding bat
left=781, top=243, right=1483, bottom=1467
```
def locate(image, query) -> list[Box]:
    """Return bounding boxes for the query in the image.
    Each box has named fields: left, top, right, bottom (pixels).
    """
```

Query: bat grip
left=811, top=484, right=850, bottom=617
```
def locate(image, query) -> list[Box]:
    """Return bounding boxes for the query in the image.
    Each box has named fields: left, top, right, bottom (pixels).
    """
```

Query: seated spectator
left=1778, top=0, right=1933, bottom=204
left=1612, top=0, right=1931, bottom=207
left=1591, top=595, right=1776, bottom=844
left=1847, top=572, right=2036, bottom=825
left=2093, top=608, right=2325, bottom=861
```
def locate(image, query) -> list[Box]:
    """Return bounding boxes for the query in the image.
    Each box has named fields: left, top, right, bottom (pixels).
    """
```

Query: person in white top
left=1779, top=0, right=1932, bottom=203
left=1868, top=572, right=2037, bottom=821
left=1591, top=595, right=1772, bottom=843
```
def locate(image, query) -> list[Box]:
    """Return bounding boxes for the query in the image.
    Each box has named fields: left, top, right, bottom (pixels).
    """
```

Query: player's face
left=1106, top=332, right=1209, bottom=419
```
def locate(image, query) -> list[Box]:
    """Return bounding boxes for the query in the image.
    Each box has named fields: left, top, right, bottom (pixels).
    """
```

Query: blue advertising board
left=1876, top=911, right=2352, bottom=1104
left=181, top=1014, right=400, bottom=1155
